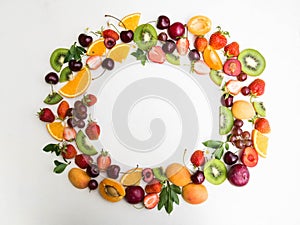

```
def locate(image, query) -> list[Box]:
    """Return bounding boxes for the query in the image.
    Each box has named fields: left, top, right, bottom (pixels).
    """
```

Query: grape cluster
left=67, top=100, right=88, bottom=129
left=229, top=119, right=252, bottom=149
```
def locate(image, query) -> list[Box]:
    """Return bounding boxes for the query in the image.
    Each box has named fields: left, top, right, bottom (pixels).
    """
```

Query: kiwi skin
left=204, top=159, right=227, bottom=185
left=50, top=48, right=68, bottom=72
left=219, top=106, right=234, bottom=135
left=238, top=48, right=266, bottom=76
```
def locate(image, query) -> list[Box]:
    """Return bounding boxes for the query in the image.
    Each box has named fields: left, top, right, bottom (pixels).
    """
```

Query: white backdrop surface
left=0, top=0, right=300, bottom=224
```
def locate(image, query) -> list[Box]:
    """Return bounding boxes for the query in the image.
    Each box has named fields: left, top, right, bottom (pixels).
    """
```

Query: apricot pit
left=99, top=178, right=125, bottom=202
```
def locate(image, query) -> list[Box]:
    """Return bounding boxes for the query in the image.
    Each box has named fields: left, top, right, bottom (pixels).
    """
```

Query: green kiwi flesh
left=238, top=48, right=266, bottom=76
left=75, top=130, right=98, bottom=155
left=219, top=106, right=234, bottom=135
left=59, top=66, right=72, bottom=82
left=152, top=167, right=167, bottom=182
left=253, top=101, right=266, bottom=117
left=204, top=159, right=227, bottom=185
left=166, top=53, right=180, bottom=65
left=134, top=24, right=157, bottom=51
left=209, top=70, right=224, bottom=86
left=50, top=48, right=68, bottom=72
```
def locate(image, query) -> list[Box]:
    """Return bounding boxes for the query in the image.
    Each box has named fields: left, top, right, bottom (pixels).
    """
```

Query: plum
left=227, top=164, right=250, bottom=187
left=125, top=186, right=145, bottom=204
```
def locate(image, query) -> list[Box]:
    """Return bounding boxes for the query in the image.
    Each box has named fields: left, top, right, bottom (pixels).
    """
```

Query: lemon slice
left=107, top=43, right=131, bottom=63
left=120, top=168, right=143, bottom=186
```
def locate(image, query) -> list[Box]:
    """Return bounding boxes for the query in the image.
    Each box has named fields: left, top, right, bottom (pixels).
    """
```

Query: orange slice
left=107, top=43, right=131, bottom=63
left=58, top=67, right=91, bottom=98
left=119, top=13, right=141, bottom=31
left=252, top=129, right=269, bottom=158
left=203, top=45, right=223, bottom=70
left=120, top=168, right=143, bottom=186
left=187, top=15, right=212, bottom=36
left=86, top=38, right=106, bottom=56
left=46, top=121, right=64, bottom=141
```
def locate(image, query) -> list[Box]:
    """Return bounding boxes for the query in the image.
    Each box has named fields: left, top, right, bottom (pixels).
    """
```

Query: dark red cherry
left=157, top=15, right=170, bottom=30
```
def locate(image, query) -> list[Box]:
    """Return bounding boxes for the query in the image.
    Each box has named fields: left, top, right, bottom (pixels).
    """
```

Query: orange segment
left=46, top=121, right=64, bottom=141
left=107, top=43, right=131, bottom=63
left=252, top=129, right=269, bottom=158
left=120, top=168, right=143, bottom=186
left=58, top=67, right=91, bottom=98
left=119, top=13, right=141, bottom=31
left=86, top=38, right=106, bottom=56
left=203, top=45, right=223, bottom=70
left=187, top=15, right=212, bottom=36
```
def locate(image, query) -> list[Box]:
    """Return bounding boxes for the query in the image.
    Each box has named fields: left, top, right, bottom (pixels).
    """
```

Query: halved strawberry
left=148, top=46, right=166, bottom=64
left=63, top=127, right=76, bottom=141
left=176, top=38, right=189, bottom=56
left=143, top=193, right=159, bottom=209
left=192, top=60, right=210, bottom=75
left=225, top=80, right=242, bottom=95
left=86, top=55, right=102, bottom=70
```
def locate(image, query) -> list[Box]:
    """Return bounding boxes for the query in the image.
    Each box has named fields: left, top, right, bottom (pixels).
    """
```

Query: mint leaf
left=53, top=160, right=69, bottom=174
left=131, top=48, right=147, bottom=65
left=214, top=146, right=224, bottom=160
left=202, top=140, right=224, bottom=149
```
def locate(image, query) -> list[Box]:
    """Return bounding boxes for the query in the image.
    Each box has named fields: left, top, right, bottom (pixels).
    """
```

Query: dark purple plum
left=227, top=164, right=250, bottom=186
left=168, top=22, right=185, bottom=40
left=125, top=186, right=145, bottom=204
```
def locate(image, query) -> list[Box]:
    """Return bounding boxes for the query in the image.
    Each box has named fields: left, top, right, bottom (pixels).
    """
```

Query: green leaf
left=170, top=184, right=181, bottom=194
left=166, top=199, right=173, bottom=214
left=53, top=160, right=69, bottom=174
left=214, top=146, right=224, bottom=160
left=43, top=143, right=58, bottom=152
left=225, top=142, right=229, bottom=150
left=171, top=191, right=179, bottom=205
left=203, top=140, right=223, bottom=149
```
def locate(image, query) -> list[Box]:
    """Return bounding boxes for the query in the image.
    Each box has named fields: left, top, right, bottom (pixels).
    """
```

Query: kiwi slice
left=134, top=24, right=158, bottom=51
left=75, top=130, right=98, bottom=155
left=253, top=101, right=266, bottom=117
left=219, top=106, right=234, bottom=135
left=152, top=167, right=167, bottom=182
left=59, top=66, right=72, bottom=82
left=204, top=159, right=227, bottom=185
left=238, top=48, right=266, bottom=76
left=50, top=48, right=68, bottom=72
left=166, top=53, right=180, bottom=65
left=209, top=70, right=224, bottom=86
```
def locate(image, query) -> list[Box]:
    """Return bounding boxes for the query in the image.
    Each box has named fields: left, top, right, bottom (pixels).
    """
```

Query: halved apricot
left=99, top=178, right=126, bottom=202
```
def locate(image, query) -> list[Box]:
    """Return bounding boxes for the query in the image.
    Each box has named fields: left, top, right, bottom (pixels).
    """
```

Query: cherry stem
left=105, top=14, right=127, bottom=29
left=92, top=69, right=107, bottom=80
left=108, top=23, right=121, bottom=34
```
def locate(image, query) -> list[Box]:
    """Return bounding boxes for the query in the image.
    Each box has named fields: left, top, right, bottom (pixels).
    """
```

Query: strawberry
left=57, top=100, right=69, bottom=120
left=61, top=144, right=77, bottom=159
left=194, top=36, right=208, bottom=52
left=38, top=108, right=55, bottom=122
left=85, top=121, right=100, bottom=140
left=148, top=46, right=166, bottom=64
left=176, top=38, right=189, bottom=56
left=209, top=26, right=229, bottom=50
left=225, top=80, right=242, bottom=95
left=143, top=193, right=159, bottom=209
left=86, top=55, right=102, bottom=70
left=97, top=149, right=111, bottom=171
left=192, top=60, right=210, bottom=75
left=248, top=78, right=265, bottom=96
left=224, top=42, right=239, bottom=57
left=145, top=178, right=163, bottom=194
left=102, top=29, right=119, bottom=41
left=190, top=150, right=205, bottom=167
left=75, top=154, right=93, bottom=169
left=254, top=118, right=271, bottom=133
left=63, top=127, right=76, bottom=141
left=83, top=94, right=97, bottom=107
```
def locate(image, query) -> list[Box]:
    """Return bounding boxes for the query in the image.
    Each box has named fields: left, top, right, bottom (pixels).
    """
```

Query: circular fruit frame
left=38, top=13, right=270, bottom=214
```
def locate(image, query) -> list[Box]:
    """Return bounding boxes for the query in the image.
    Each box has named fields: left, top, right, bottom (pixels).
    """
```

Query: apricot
left=182, top=183, right=208, bottom=204
left=68, top=168, right=91, bottom=189
left=231, top=100, right=255, bottom=120
left=165, top=163, right=191, bottom=187
left=99, top=178, right=125, bottom=202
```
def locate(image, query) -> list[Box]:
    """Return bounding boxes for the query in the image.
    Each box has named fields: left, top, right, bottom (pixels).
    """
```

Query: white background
left=1, top=0, right=300, bottom=224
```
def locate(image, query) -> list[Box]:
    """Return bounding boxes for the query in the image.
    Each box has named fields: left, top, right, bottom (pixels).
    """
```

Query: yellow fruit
left=203, top=45, right=223, bottom=70
left=107, top=43, right=131, bottom=63
left=119, top=13, right=141, bottom=31
left=86, top=38, right=106, bottom=56
left=182, top=183, right=208, bottom=204
left=68, top=168, right=91, bottom=189
left=58, top=67, right=91, bottom=98
left=231, top=100, right=255, bottom=120
left=187, top=15, right=212, bottom=36
left=165, top=163, right=191, bottom=187
left=46, top=121, right=64, bottom=141
left=252, top=129, right=269, bottom=158
left=120, top=168, right=143, bottom=186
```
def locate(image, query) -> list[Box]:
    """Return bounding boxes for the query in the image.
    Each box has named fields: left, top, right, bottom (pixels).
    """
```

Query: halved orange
left=46, top=121, right=64, bottom=141
left=203, top=45, right=223, bottom=70
left=119, top=13, right=141, bottom=31
left=86, top=38, right=106, bottom=56
left=120, top=168, right=143, bottom=186
left=59, top=67, right=91, bottom=98
left=187, top=15, right=212, bottom=36
left=252, top=129, right=269, bottom=158
left=107, top=43, right=131, bottom=63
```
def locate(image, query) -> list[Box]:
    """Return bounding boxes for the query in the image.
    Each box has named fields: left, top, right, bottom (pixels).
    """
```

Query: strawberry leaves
left=158, top=181, right=181, bottom=214
left=64, top=42, right=86, bottom=63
